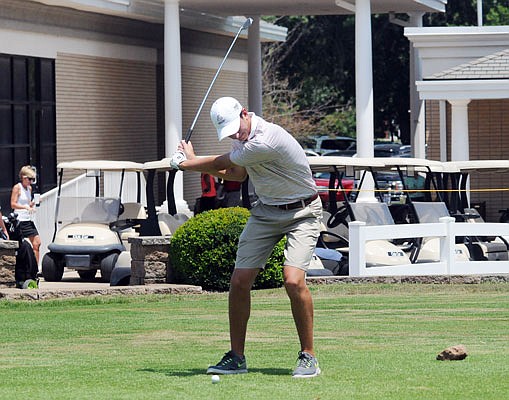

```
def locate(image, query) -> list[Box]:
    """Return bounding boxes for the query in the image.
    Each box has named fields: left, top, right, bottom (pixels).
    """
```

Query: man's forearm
left=180, top=154, right=247, bottom=182
left=180, top=155, right=219, bottom=172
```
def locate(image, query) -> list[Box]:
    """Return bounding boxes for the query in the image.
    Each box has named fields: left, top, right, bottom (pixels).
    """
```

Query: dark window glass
left=0, top=54, right=56, bottom=210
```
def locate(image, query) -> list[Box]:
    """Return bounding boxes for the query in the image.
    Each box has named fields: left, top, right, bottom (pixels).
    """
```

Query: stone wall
left=128, top=236, right=173, bottom=285
left=0, top=240, right=18, bottom=287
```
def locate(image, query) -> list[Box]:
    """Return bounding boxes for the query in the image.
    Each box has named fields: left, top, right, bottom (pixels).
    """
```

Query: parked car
left=371, top=143, right=412, bottom=201
left=303, top=149, right=320, bottom=157
left=373, top=142, right=410, bottom=158
left=314, top=135, right=356, bottom=156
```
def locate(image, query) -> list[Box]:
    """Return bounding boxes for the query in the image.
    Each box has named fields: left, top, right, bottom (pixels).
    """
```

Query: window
left=0, top=54, right=56, bottom=210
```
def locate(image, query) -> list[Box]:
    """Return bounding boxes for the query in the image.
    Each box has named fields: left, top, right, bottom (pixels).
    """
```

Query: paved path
left=0, top=270, right=203, bottom=300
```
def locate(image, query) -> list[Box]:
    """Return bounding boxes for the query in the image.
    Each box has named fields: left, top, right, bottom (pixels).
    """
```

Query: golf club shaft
left=184, top=17, right=253, bottom=142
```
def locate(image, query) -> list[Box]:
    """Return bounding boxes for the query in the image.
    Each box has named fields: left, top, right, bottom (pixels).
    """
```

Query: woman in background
left=11, top=165, right=41, bottom=263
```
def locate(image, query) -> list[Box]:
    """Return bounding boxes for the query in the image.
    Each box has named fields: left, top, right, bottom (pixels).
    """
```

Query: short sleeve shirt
left=229, top=114, right=317, bottom=205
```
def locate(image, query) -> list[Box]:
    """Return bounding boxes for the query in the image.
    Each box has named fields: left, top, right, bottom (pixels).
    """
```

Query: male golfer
left=170, top=97, right=322, bottom=378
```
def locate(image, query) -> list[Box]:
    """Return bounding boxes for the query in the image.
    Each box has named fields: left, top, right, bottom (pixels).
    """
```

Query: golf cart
left=377, top=158, right=470, bottom=263
left=439, top=160, right=509, bottom=261
left=109, top=158, right=189, bottom=286
left=42, top=160, right=146, bottom=282
left=308, top=156, right=413, bottom=273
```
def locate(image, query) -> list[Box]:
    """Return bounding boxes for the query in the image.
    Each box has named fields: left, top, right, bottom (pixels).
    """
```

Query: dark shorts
left=18, top=221, right=39, bottom=238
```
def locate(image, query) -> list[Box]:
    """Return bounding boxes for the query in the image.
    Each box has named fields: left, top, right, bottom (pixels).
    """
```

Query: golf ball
left=211, top=375, right=220, bottom=384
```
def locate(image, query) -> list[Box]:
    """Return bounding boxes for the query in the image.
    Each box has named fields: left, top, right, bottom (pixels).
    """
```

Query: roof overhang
left=416, top=79, right=509, bottom=100
left=443, top=160, right=509, bottom=173
left=405, top=26, right=509, bottom=49
left=405, top=26, right=509, bottom=77
left=178, top=0, right=447, bottom=16
left=31, top=0, right=447, bottom=23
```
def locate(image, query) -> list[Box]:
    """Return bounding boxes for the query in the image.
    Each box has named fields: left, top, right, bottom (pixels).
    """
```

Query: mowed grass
left=0, top=283, right=508, bottom=400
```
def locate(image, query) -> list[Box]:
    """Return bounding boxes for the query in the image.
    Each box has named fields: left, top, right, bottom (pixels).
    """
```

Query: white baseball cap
left=210, top=97, right=243, bottom=141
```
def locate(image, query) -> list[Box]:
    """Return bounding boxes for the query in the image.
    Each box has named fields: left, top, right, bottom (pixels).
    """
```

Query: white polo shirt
left=229, top=113, right=317, bottom=205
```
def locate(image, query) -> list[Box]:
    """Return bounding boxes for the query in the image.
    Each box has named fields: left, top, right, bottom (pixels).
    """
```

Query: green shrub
left=169, top=207, right=285, bottom=291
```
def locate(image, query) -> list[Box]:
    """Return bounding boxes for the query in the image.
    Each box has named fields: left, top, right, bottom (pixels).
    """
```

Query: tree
left=262, top=3, right=509, bottom=146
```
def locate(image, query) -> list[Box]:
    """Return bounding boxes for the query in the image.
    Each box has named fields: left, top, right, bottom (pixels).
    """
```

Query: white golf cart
left=109, top=158, right=189, bottom=286
left=439, top=160, right=509, bottom=261
left=42, top=160, right=146, bottom=282
left=376, top=157, right=470, bottom=263
left=308, top=156, right=413, bottom=273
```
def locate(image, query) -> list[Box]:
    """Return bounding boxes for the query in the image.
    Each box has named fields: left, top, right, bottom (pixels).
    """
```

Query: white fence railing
left=349, top=217, right=509, bottom=277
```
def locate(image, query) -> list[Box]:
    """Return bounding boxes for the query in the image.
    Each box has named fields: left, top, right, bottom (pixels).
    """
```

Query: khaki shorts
left=235, top=197, right=322, bottom=271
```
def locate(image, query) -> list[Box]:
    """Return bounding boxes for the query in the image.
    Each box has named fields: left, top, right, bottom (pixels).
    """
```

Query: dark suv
left=315, top=135, right=356, bottom=156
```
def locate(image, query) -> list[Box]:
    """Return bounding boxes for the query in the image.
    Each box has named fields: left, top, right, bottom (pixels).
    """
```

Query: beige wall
left=55, top=53, right=158, bottom=179
left=426, top=99, right=509, bottom=221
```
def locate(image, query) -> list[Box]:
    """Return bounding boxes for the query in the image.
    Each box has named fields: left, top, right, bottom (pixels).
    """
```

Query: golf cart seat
left=120, top=202, right=147, bottom=220
left=461, top=207, right=508, bottom=261
left=111, top=203, right=148, bottom=241
left=411, top=201, right=451, bottom=224
left=348, top=201, right=418, bottom=258
left=349, top=202, right=395, bottom=226
left=320, top=201, right=413, bottom=268
left=80, top=197, right=122, bottom=223
left=411, top=202, right=470, bottom=262
left=158, top=213, right=189, bottom=236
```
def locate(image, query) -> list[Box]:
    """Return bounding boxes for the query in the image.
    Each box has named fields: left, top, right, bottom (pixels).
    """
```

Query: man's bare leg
left=283, top=266, right=314, bottom=355
left=229, top=268, right=260, bottom=356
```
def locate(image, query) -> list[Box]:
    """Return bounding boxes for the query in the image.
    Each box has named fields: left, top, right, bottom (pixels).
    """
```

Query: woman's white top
left=16, top=182, right=32, bottom=221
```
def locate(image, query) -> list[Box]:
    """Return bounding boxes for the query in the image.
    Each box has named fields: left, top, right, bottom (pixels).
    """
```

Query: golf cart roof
left=377, top=157, right=445, bottom=173
left=443, top=160, right=509, bottom=173
left=307, top=156, right=386, bottom=173
left=143, top=158, right=172, bottom=171
left=57, top=160, right=144, bottom=171
left=143, top=156, right=214, bottom=171
left=376, top=157, right=442, bottom=168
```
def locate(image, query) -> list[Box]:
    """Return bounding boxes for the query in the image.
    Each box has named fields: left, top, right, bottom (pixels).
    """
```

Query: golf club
left=184, top=17, right=253, bottom=142
left=167, top=17, right=253, bottom=215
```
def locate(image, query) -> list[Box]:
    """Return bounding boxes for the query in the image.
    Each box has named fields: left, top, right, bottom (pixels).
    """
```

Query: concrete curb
left=2, top=274, right=508, bottom=301
left=0, top=284, right=202, bottom=301
left=306, top=274, right=509, bottom=285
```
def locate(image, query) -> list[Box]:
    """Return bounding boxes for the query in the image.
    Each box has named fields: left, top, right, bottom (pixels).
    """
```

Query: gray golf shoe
left=292, top=351, right=321, bottom=378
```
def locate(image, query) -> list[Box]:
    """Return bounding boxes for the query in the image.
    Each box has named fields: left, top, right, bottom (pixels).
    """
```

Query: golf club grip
left=167, top=169, right=178, bottom=216
left=184, top=127, right=193, bottom=143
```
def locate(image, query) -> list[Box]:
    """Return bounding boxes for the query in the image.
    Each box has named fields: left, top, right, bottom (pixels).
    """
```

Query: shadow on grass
left=139, top=367, right=289, bottom=377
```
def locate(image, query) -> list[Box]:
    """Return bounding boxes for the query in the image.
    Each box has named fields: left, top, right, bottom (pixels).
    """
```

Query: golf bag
left=2, top=212, right=39, bottom=288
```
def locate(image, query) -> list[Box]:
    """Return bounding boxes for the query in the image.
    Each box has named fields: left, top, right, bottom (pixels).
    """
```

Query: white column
left=164, top=0, right=189, bottom=213
left=408, top=12, right=425, bottom=158
left=355, top=0, right=376, bottom=202
left=439, top=100, right=447, bottom=161
left=248, top=16, right=263, bottom=116
left=164, top=0, right=182, bottom=158
left=477, top=0, right=483, bottom=26
left=449, top=99, right=471, bottom=161
left=355, top=0, right=373, bottom=157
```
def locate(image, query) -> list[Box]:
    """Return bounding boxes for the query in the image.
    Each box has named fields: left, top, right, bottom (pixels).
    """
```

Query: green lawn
left=0, top=283, right=508, bottom=399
